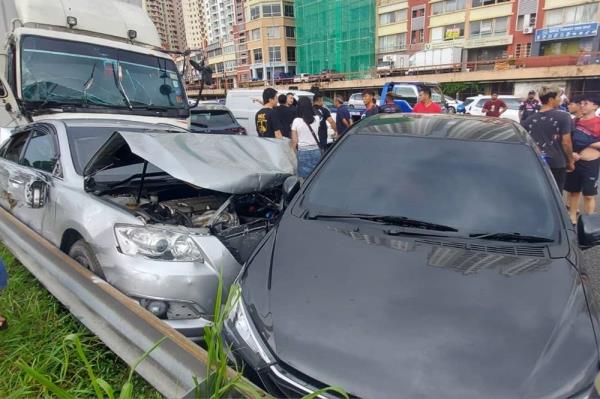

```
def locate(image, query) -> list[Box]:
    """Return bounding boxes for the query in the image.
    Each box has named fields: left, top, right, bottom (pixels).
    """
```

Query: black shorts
left=565, top=159, right=600, bottom=196
left=550, top=168, right=567, bottom=192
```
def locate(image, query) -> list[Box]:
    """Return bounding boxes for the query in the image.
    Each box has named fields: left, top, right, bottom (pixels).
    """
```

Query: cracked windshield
left=21, top=35, right=187, bottom=109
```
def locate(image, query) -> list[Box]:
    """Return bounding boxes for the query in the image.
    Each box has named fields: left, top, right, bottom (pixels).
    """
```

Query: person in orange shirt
left=412, top=87, right=442, bottom=113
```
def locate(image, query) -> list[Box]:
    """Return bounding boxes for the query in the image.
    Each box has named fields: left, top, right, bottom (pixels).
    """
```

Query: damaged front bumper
left=97, top=234, right=242, bottom=339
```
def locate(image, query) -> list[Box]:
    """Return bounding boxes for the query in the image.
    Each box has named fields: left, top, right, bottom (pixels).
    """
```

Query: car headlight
left=224, top=292, right=274, bottom=369
left=114, top=224, right=204, bottom=262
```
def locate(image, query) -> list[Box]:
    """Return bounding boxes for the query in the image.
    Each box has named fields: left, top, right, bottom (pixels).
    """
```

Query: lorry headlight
left=114, top=224, right=204, bottom=262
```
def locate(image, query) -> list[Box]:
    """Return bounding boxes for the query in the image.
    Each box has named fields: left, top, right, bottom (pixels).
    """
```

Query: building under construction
left=295, top=0, right=376, bottom=76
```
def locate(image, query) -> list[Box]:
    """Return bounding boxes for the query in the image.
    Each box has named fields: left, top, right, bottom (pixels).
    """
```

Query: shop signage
left=464, top=35, right=512, bottom=49
left=535, top=23, right=598, bottom=42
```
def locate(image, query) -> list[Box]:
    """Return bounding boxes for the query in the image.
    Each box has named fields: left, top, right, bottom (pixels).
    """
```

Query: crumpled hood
left=242, top=217, right=599, bottom=399
left=84, top=131, right=296, bottom=194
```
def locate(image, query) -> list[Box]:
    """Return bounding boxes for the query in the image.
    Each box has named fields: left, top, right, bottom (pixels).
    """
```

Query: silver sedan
left=0, top=119, right=296, bottom=339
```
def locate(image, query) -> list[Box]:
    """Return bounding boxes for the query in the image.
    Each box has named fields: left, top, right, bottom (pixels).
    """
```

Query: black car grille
left=415, top=239, right=547, bottom=258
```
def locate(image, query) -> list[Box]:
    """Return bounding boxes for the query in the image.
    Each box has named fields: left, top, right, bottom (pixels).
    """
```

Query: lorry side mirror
left=202, top=67, right=213, bottom=86
left=26, top=180, right=48, bottom=209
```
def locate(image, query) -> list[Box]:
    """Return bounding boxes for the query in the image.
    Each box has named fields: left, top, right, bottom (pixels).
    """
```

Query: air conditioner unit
left=523, top=27, right=534, bottom=34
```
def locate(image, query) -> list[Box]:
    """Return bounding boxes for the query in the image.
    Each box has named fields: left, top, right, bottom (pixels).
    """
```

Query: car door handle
left=9, top=178, right=24, bottom=185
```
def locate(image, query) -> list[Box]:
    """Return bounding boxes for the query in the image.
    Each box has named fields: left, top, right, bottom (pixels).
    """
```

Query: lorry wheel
left=69, top=240, right=106, bottom=279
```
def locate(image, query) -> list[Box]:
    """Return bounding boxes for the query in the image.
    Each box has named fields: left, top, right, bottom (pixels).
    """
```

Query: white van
left=226, top=89, right=316, bottom=136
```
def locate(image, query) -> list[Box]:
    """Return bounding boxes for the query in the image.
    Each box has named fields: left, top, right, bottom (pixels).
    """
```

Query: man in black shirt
left=275, top=94, right=296, bottom=138
left=523, top=86, right=575, bottom=191
left=313, top=93, right=338, bottom=151
left=255, top=88, right=283, bottom=138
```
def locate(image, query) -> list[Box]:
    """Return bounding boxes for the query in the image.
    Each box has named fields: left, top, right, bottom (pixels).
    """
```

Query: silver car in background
left=0, top=119, right=295, bottom=339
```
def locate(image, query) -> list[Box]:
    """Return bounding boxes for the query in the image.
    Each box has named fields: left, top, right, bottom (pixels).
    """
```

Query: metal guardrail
left=0, top=207, right=266, bottom=399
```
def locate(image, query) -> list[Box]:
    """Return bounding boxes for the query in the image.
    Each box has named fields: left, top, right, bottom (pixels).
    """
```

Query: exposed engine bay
left=103, top=183, right=282, bottom=264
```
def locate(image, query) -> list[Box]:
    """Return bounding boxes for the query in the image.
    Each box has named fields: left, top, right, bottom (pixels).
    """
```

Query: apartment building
left=182, top=0, right=207, bottom=49
left=233, top=0, right=252, bottom=83
left=206, top=39, right=238, bottom=88
left=143, top=0, right=187, bottom=51
left=245, top=0, right=297, bottom=81
left=204, top=0, right=235, bottom=44
left=374, top=0, right=600, bottom=71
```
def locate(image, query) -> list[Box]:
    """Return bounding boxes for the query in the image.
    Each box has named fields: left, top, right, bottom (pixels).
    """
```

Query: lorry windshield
left=20, top=36, right=187, bottom=111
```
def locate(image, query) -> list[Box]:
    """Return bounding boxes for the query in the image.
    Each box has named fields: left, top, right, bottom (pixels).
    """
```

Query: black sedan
left=190, top=103, right=246, bottom=135
left=224, top=114, right=600, bottom=398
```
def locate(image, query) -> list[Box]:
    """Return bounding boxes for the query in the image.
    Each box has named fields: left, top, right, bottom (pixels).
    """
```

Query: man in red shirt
left=482, top=92, right=507, bottom=117
left=412, top=87, right=442, bottom=113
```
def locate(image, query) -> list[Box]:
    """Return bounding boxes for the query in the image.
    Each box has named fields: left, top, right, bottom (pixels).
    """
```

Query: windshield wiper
left=469, top=232, right=553, bottom=243
left=111, top=62, right=132, bottom=110
left=306, top=212, right=458, bottom=232
left=82, top=63, right=97, bottom=107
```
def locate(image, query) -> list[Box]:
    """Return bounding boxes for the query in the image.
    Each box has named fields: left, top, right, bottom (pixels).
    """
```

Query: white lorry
left=0, top=0, right=191, bottom=141
left=408, top=47, right=462, bottom=74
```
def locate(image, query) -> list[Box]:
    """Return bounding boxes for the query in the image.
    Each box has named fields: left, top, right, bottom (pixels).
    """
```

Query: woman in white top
left=291, top=97, right=322, bottom=177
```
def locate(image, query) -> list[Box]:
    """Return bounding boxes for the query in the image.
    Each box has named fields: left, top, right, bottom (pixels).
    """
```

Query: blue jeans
left=297, top=148, right=321, bottom=178
left=0, top=259, right=6, bottom=290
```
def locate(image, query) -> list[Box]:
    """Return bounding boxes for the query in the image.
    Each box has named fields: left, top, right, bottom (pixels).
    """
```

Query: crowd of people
left=254, top=85, right=600, bottom=222
left=521, top=86, right=600, bottom=225
left=254, top=87, right=348, bottom=178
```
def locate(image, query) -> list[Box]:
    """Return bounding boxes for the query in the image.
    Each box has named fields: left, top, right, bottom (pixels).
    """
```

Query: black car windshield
left=21, top=36, right=187, bottom=110
left=301, top=134, right=558, bottom=239
left=191, top=110, right=236, bottom=127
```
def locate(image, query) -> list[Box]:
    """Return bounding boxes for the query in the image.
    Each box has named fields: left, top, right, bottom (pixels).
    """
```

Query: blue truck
left=378, top=81, right=446, bottom=112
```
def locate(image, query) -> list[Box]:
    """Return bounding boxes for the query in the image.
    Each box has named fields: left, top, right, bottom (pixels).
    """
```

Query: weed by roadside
left=1, top=245, right=349, bottom=399
left=0, top=246, right=161, bottom=398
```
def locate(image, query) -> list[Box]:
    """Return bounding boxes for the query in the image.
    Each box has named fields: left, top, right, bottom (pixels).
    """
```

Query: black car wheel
left=448, top=106, right=456, bottom=114
left=69, top=240, right=106, bottom=279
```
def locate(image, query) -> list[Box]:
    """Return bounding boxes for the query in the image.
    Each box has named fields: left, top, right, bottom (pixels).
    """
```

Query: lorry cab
left=0, top=0, right=190, bottom=137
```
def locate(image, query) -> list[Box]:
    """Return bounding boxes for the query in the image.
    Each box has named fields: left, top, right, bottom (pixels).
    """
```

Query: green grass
left=0, top=246, right=162, bottom=399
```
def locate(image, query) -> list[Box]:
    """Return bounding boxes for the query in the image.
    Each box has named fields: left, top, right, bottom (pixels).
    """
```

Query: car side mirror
left=577, top=214, right=600, bottom=248
left=0, top=84, right=6, bottom=98
left=283, top=176, right=301, bottom=203
left=25, top=180, right=48, bottom=209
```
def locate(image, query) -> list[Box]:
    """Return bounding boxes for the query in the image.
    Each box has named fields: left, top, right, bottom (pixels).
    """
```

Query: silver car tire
left=69, top=240, right=106, bottom=279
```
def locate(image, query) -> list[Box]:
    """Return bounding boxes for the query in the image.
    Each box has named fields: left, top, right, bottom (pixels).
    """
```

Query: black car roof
left=353, top=113, right=528, bottom=143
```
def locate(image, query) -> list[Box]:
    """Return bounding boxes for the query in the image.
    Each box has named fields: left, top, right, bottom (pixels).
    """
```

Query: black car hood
left=241, top=216, right=598, bottom=399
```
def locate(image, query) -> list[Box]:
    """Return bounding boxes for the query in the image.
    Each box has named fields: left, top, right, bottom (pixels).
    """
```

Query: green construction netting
left=296, top=0, right=376, bottom=78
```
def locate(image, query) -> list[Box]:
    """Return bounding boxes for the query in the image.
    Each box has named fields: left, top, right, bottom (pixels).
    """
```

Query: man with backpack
left=313, top=93, right=338, bottom=152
